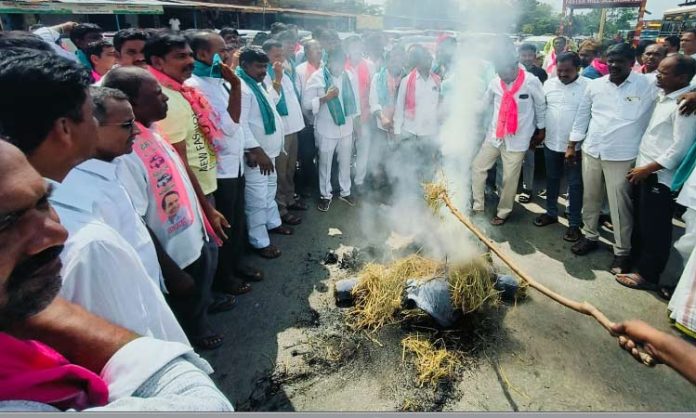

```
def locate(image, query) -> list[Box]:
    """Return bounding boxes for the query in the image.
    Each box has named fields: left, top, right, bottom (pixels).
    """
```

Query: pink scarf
left=345, top=59, right=372, bottom=122
left=404, top=69, right=441, bottom=120
left=148, top=66, right=223, bottom=153
left=0, top=332, right=108, bottom=411
left=591, top=59, right=609, bottom=76
left=495, top=69, right=526, bottom=139
left=134, top=122, right=222, bottom=246
left=544, top=49, right=558, bottom=75
left=91, top=70, right=102, bottom=83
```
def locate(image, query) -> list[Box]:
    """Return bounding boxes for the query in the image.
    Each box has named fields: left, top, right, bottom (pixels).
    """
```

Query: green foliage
left=570, top=8, right=638, bottom=38
left=516, top=0, right=561, bottom=35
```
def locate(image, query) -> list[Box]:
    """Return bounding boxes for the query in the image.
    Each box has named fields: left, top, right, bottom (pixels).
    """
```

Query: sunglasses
left=101, top=119, right=136, bottom=132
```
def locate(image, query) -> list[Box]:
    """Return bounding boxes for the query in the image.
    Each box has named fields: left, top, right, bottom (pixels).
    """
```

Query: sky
left=539, top=0, right=683, bottom=17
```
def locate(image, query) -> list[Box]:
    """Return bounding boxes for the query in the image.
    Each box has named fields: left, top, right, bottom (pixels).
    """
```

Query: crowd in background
left=2, top=18, right=696, bottom=410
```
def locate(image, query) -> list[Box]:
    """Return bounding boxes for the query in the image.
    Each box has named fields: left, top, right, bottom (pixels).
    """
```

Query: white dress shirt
left=61, top=159, right=164, bottom=290
left=303, top=69, right=361, bottom=139
left=48, top=180, right=189, bottom=346
left=636, top=85, right=696, bottom=187
left=240, top=79, right=285, bottom=158
left=295, top=61, right=322, bottom=121
left=483, top=71, right=547, bottom=152
left=185, top=75, right=245, bottom=179
left=570, top=72, right=659, bottom=161
left=116, top=127, right=208, bottom=270
left=543, top=76, right=588, bottom=153
left=264, top=66, right=305, bottom=136
left=369, top=71, right=403, bottom=132
left=393, top=71, right=441, bottom=137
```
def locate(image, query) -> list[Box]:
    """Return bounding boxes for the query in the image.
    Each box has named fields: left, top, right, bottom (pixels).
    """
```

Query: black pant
left=213, top=176, right=247, bottom=286
left=173, top=239, right=217, bottom=337
left=631, top=174, right=674, bottom=283
left=296, top=124, right=318, bottom=194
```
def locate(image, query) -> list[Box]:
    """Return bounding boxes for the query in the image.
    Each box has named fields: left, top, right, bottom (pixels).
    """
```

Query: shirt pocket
left=619, top=97, right=642, bottom=120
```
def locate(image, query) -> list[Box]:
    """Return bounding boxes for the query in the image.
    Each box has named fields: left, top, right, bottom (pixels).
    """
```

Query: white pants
left=317, top=132, right=353, bottom=200
left=245, top=162, right=281, bottom=249
left=676, top=208, right=696, bottom=263
left=472, top=142, right=526, bottom=219
left=581, top=152, right=634, bottom=256
left=353, top=122, right=372, bottom=186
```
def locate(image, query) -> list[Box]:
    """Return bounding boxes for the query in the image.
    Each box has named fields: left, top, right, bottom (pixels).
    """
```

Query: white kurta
left=240, top=77, right=284, bottom=248
left=669, top=244, right=696, bottom=338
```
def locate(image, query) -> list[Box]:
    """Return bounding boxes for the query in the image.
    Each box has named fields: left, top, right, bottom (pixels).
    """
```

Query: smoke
left=357, top=0, right=521, bottom=264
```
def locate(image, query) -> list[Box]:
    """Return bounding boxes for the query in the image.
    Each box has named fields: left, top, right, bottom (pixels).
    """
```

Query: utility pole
left=598, top=8, right=607, bottom=40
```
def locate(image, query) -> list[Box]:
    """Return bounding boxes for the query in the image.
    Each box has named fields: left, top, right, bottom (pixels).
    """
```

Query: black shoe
left=318, top=198, right=331, bottom=212
left=518, top=189, right=532, bottom=204
left=563, top=226, right=582, bottom=242
left=339, top=194, right=357, bottom=207
left=609, top=255, right=632, bottom=275
left=571, top=238, right=598, bottom=255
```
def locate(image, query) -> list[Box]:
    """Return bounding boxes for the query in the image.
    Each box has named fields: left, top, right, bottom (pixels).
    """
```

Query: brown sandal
left=281, top=213, right=302, bottom=226
left=490, top=216, right=507, bottom=226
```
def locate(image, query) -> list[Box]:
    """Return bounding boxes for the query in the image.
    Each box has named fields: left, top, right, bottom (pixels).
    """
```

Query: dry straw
left=401, top=335, right=461, bottom=387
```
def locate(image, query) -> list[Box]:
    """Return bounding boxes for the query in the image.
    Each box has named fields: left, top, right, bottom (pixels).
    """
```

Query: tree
left=570, top=7, right=638, bottom=38
left=516, top=0, right=562, bottom=35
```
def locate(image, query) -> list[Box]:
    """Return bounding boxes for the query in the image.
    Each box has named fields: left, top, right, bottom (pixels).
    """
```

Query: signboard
left=566, top=0, right=642, bottom=8
left=0, top=1, right=163, bottom=14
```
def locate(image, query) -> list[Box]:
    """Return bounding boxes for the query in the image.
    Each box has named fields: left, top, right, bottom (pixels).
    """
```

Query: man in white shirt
left=614, top=55, right=696, bottom=293
left=533, top=52, right=587, bottom=242
left=681, top=29, right=696, bottom=59
left=369, top=45, right=406, bottom=187
left=185, top=31, right=264, bottom=294
left=237, top=47, right=293, bottom=258
left=103, top=66, right=229, bottom=350
left=263, top=38, right=306, bottom=225
left=471, top=53, right=546, bottom=225
left=0, top=141, right=232, bottom=411
left=568, top=43, right=659, bottom=274
left=295, top=39, right=323, bottom=197
left=303, top=47, right=361, bottom=212
left=0, top=51, right=188, bottom=345
left=393, top=44, right=442, bottom=182
left=639, top=43, right=667, bottom=81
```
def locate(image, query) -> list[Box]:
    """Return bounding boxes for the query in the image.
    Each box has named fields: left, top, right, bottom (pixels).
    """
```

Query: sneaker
left=339, top=194, right=357, bottom=207
left=317, top=198, right=331, bottom=212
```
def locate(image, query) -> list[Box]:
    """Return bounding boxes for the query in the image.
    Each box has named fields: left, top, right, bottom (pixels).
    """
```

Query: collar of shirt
left=46, top=176, right=93, bottom=215
left=74, top=158, right=118, bottom=182
left=661, top=84, right=694, bottom=102
left=602, top=70, right=638, bottom=88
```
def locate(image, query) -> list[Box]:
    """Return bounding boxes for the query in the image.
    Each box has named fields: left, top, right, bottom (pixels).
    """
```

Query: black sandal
left=658, top=287, right=675, bottom=301
left=534, top=214, right=558, bottom=227
left=192, top=334, right=224, bottom=350
left=208, top=294, right=237, bottom=314
left=518, top=190, right=532, bottom=204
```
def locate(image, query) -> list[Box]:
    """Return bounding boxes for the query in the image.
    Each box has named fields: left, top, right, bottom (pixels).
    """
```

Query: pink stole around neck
left=495, top=69, right=526, bottom=139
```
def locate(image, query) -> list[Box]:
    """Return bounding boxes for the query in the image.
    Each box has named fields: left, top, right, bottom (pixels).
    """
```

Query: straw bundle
left=347, top=255, right=443, bottom=331
left=401, top=335, right=461, bottom=387
left=449, top=256, right=499, bottom=314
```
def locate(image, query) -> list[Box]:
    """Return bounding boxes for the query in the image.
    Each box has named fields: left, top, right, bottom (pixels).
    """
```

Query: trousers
left=631, top=175, right=674, bottom=283
left=245, top=161, right=281, bottom=249
left=354, top=121, right=373, bottom=186
left=213, top=176, right=246, bottom=283
left=472, top=142, right=526, bottom=219
left=275, top=133, right=298, bottom=217
left=296, top=125, right=318, bottom=194
left=544, top=146, right=583, bottom=227
left=581, top=152, right=634, bottom=256
left=317, top=132, right=353, bottom=200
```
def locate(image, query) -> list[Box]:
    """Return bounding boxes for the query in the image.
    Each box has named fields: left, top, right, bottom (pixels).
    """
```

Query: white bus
left=659, top=5, right=696, bottom=40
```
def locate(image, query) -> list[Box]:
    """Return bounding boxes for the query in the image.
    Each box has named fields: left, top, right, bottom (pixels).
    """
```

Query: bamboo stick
left=435, top=188, right=656, bottom=367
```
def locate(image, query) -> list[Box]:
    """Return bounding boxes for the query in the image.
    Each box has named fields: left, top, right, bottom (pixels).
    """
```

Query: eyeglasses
left=101, top=119, right=136, bottom=132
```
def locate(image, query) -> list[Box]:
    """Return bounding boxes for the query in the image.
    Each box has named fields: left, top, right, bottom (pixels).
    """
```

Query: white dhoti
left=245, top=162, right=282, bottom=249
left=676, top=208, right=696, bottom=263
left=317, top=132, right=353, bottom=200
left=353, top=122, right=372, bottom=186
left=669, top=243, right=696, bottom=338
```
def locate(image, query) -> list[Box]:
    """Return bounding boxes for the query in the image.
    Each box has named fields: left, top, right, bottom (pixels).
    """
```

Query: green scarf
left=192, top=53, right=222, bottom=78
left=672, top=139, right=696, bottom=192
left=236, top=67, right=276, bottom=135
left=322, top=66, right=357, bottom=126
left=75, top=49, right=92, bottom=69
left=268, top=64, right=289, bottom=116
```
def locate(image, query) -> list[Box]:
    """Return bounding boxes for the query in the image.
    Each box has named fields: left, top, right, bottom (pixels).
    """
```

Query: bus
left=659, top=5, right=696, bottom=40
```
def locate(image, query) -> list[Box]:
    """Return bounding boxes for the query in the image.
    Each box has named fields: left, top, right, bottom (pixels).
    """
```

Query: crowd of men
left=2, top=19, right=696, bottom=410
